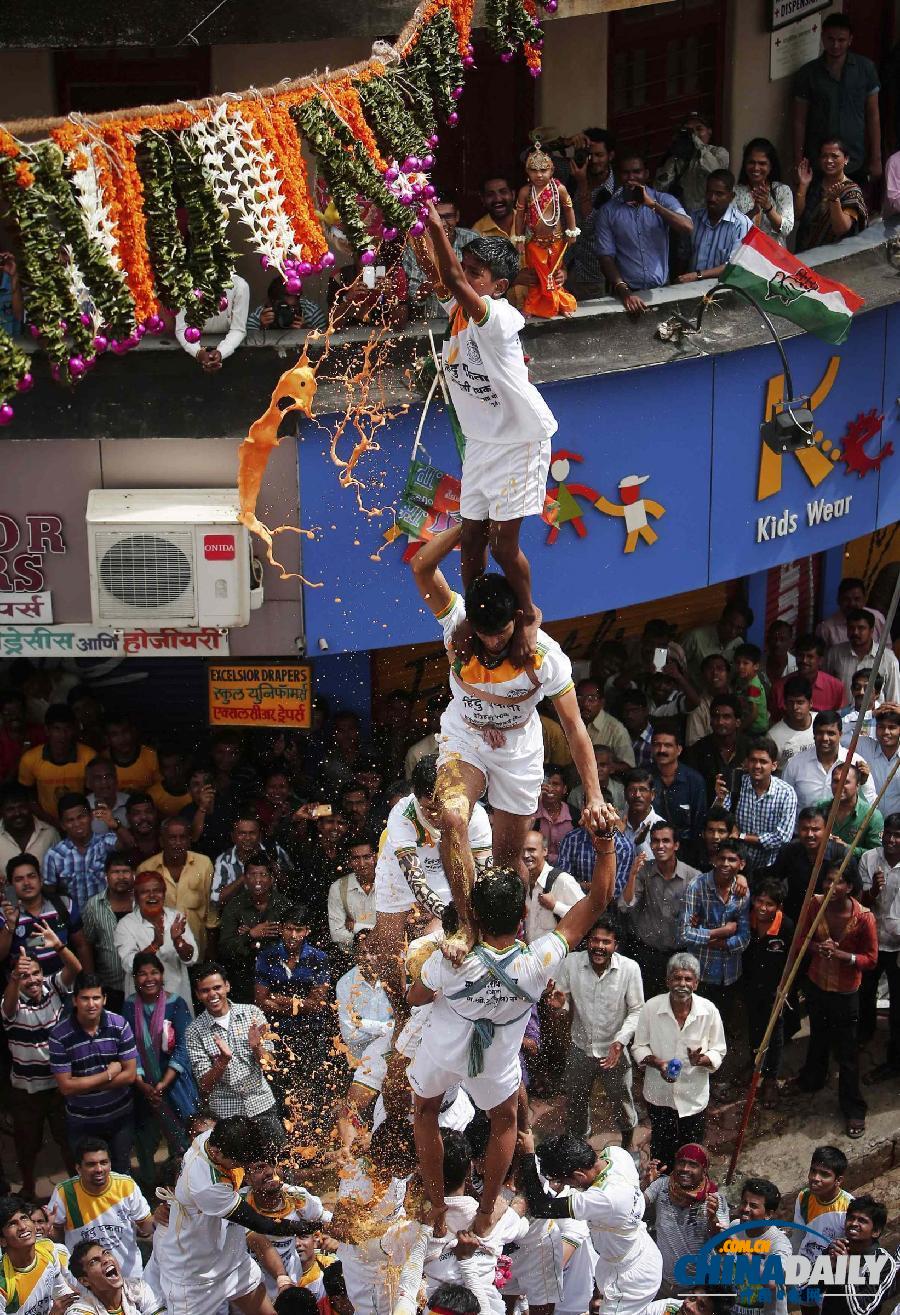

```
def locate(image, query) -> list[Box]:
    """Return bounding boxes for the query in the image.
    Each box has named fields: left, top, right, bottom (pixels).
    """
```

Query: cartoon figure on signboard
left=595, top=474, right=666, bottom=553
left=544, top=450, right=601, bottom=543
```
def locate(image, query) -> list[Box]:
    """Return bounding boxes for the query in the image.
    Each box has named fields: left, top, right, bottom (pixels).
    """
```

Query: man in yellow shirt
left=137, top=817, right=216, bottom=955
left=472, top=174, right=526, bottom=309
left=105, top=719, right=160, bottom=794
left=148, top=746, right=192, bottom=817
left=18, top=704, right=94, bottom=822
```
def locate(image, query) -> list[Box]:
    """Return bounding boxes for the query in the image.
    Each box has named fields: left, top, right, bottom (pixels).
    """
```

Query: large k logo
left=758, top=356, right=840, bottom=500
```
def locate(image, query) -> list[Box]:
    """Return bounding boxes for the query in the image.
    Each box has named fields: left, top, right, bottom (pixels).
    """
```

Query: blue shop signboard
left=297, top=305, right=898, bottom=654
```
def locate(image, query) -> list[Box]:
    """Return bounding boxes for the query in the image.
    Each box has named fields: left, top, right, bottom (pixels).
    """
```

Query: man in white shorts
left=410, top=523, right=603, bottom=955
left=153, top=1117, right=316, bottom=1315
left=407, top=801, right=618, bottom=1239
left=518, top=1133, right=664, bottom=1315
left=423, top=201, right=557, bottom=665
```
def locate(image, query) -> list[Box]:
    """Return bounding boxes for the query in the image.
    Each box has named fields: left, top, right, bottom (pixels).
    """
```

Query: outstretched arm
left=518, top=1132, right=573, bottom=1218
left=424, top=201, right=486, bottom=321
left=554, top=801, right=618, bottom=949
left=410, top=522, right=463, bottom=616
left=554, top=687, right=603, bottom=830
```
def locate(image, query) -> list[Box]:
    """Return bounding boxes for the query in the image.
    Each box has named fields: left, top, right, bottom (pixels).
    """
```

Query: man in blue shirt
left=595, top=152, right=692, bottom=314
left=678, top=170, right=753, bottom=285
left=650, top=724, right=707, bottom=844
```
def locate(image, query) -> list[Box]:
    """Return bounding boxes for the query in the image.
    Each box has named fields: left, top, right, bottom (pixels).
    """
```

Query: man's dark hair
left=705, top=804, right=735, bottom=830
left=6, top=852, right=40, bottom=881
left=411, top=754, right=439, bottom=800
left=480, top=173, right=513, bottom=194
left=723, top=600, right=753, bottom=625
left=105, top=850, right=134, bottom=874
left=651, top=721, right=684, bottom=747
left=192, top=960, right=229, bottom=987
left=782, top=674, right=813, bottom=701
left=845, top=606, right=876, bottom=628
left=75, top=1136, right=110, bottom=1164
left=838, top=576, right=865, bottom=597
left=714, top=839, right=744, bottom=862
left=810, top=1144, right=847, bottom=1177
left=0, top=782, right=31, bottom=807
left=69, top=1237, right=108, bottom=1281
left=584, top=128, right=616, bottom=150
left=707, top=168, right=736, bottom=191
left=344, top=832, right=378, bottom=854
left=822, top=11, right=852, bottom=31
left=429, top=1284, right=481, bottom=1315
left=753, top=879, right=785, bottom=907
left=73, top=972, right=106, bottom=998
left=738, top=138, right=783, bottom=186
left=822, top=857, right=862, bottom=898
left=846, top=1194, right=887, bottom=1234
left=208, top=1115, right=269, bottom=1163
left=544, top=763, right=567, bottom=781
left=465, top=572, right=518, bottom=635
left=45, top=703, right=77, bottom=727
left=275, top=1290, right=319, bottom=1315
left=57, top=792, right=89, bottom=818
left=442, top=1131, right=472, bottom=1193
left=797, top=805, right=825, bottom=824
left=131, top=951, right=164, bottom=978
left=741, top=1177, right=781, bottom=1212
left=734, top=642, right=761, bottom=663
left=126, top=792, right=154, bottom=812
left=461, top=235, right=520, bottom=285
left=710, top=694, right=742, bottom=718
left=472, top=869, right=526, bottom=936
left=617, top=151, right=647, bottom=171
left=533, top=1133, right=597, bottom=1179
left=589, top=914, right=618, bottom=939
left=853, top=668, right=884, bottom=693
left=0, top=1195, right=32, bottom=1233
left=747, top=735, right=778, bottom=762
left=624, top=767, right=653, bottom=787
left=700, top=652, right=730, bottom=673
left=883, top=811, right=900, bottom=832
left=243, top=849, right=274, bottom=873
left=282, top=905, right=310, bottom=928
left=340, top=781, right=371, bottom=803
left=649, top=820, right=677, bottom=841
left=796, top=633, right=825, bottom=657
left=620, top=688, right=649, bottom=708
left=813, top=710, right=842, bottom=732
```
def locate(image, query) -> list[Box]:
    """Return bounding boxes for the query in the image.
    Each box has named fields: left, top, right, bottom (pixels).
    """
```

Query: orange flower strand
left=14, top=162, right=34, bottom=188
left=98, top=127, right=157, bottom=322
left=450, top=0, right=476, bottom=54
left=0, top=127, right=21, bottom=160
left=328, top=80, right=387, bottom=173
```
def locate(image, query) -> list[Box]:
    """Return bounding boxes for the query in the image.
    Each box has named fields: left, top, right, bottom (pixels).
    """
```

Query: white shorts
left=505, top=1226, right=564, bottom=1304
left=438, top=704, right=543, bottom=816
left=353, top=1035, right=392, bottom=1093
left=373, top=1083, right=475, bottom=1132
left=407, top=1042, right=521, bottom=1112
left=161, top=1256, right=262, bottom=1315
left=460, top=435, right=551, bottom=522
left=595, top=1236, right=663, bottom=1315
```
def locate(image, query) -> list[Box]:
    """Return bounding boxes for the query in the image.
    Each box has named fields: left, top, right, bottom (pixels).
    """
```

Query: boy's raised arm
left=424, top=202, right=487, bottom=322
left=410, top=522, right=464, bottom=616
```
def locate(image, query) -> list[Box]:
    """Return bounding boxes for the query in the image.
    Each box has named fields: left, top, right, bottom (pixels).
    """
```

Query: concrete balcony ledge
left=6, top=222, right=897, bottom=442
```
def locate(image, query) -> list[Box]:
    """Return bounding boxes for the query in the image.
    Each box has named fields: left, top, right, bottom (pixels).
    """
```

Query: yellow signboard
left=208, top=663, right=312, bottom=728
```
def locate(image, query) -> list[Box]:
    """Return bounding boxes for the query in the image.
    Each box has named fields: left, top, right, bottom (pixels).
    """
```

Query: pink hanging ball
left=448, top=111, right=459, bottom=126
left=384, top=166, right=400, bottom=182
left=451, top=86, right=464, bottom=99
left=423, top=184, right=437, bottom=199
left=134, top=325, right=147, bottom=339
left=219, top=295, right=228, bottom=311
left=15, top=372, right=33, bottom=392
left=260, top=255, right=270, bottom=270
left=463, top=55, right=475, bottom=68
left=410, top=220, right=426, bottom=236
left=530, top=67, right=542, bottom=77
left=428, top=134, right=440, bottom=148
left=83, top=355, right=97, bottom=370
left=0, top=403, right=13, bottom=425
left=298, top=261, right=313, bottom=276
left=29, top=324, right=40, bottom=340
left=321, top=252, right=336, bottom=269
left=500, top=50, right=514, bottom=62
left=285, top=277, right=302, bottom=294
left=546, top=0, right=558, bottom=10
left=68, top=356, right=86, bottom=376
left=79, top=312, right=92, bottom=327
left=183, top=326, right=202, bottom=344
left=421, top=154, right=435, bottom=171
left=359, top=249, right=376, bottom=266
left=146, top=316, right=164, bottom=335
left=93, top=335, right=108, bottom=353
left=399, top=193, right=415, bottom=207
left=383, top=227, right=399, bottom=242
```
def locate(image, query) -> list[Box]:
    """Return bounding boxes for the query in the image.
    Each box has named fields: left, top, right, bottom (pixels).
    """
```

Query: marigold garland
left=238, top=97, right=328, bottom=264
left=98, top=125, right=159, bottom=323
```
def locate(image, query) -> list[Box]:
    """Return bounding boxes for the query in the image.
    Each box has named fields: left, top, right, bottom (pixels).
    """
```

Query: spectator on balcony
left=473, top=176, right=516, bottom=240
left=565, top=129, right=617, bottom=300
left=734, top=138, right=794, bottom=247
left=677, top=170, right=752, bottom=285
left=795, top=139, right=868, bottom=253
left=793, top=12, right=881, bottom=185
left=596, top=153, right=692, bottom=315
left=330, top=254, right=409, bottom=331
left=0, top=252, right=23, bottom=337
left=403, top=197, right=478, bottom=321
left=175, top=273, right=249, bottom=372
left=655, top=113, right=730, bottom=213
left=248, top=275, right=328, bottom=335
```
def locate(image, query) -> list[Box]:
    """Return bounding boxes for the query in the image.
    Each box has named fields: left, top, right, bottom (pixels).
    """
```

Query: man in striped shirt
left=679, top=170, right=752, bottom=284
left=49, top=971, right=138, bottom=1172
left=718, top=736, right=798, bottom=872
left=2, top=928, right=80, bottom=1199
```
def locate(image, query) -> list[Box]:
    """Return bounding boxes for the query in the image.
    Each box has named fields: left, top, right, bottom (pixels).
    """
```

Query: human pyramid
left=0, top=204, right=669, bottom=1315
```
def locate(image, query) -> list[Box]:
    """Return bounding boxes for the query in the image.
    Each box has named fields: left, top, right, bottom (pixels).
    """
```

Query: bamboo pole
left=724, top=570, right=900, bottom=1183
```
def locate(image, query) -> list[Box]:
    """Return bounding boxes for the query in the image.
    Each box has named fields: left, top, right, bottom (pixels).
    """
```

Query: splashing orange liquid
left=237, top=350, right=323, bottom=587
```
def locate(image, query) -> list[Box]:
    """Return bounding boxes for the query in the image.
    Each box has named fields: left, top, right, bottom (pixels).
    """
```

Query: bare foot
left=510, top=608, right=542, bottom=667
left=441, top=930, right=474, bottom=966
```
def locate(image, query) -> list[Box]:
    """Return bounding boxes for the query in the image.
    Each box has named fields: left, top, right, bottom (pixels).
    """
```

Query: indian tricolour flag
left=719, top=226, right=864, bottom=345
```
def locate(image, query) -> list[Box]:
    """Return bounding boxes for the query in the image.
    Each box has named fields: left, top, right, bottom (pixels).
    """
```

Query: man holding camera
left=248, top=275, right=328, bottom=333
left=565, top=128, right=617, bottom=300
left=654, top=112, right=730, bottom=212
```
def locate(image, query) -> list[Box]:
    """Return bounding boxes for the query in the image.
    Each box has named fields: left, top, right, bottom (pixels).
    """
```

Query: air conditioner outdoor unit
left=86, top=489, right=253, bottom=629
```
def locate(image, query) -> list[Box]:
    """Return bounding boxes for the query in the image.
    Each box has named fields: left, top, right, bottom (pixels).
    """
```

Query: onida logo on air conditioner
left=203, top=534, right=236, bottom=561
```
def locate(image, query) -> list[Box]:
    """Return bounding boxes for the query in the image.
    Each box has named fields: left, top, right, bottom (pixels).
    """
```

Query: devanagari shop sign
left=0, top=592, right=53, bottom=623
left=208, top=663, right=313, bottom=728
left=0, top=625, right=230, bottom=658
